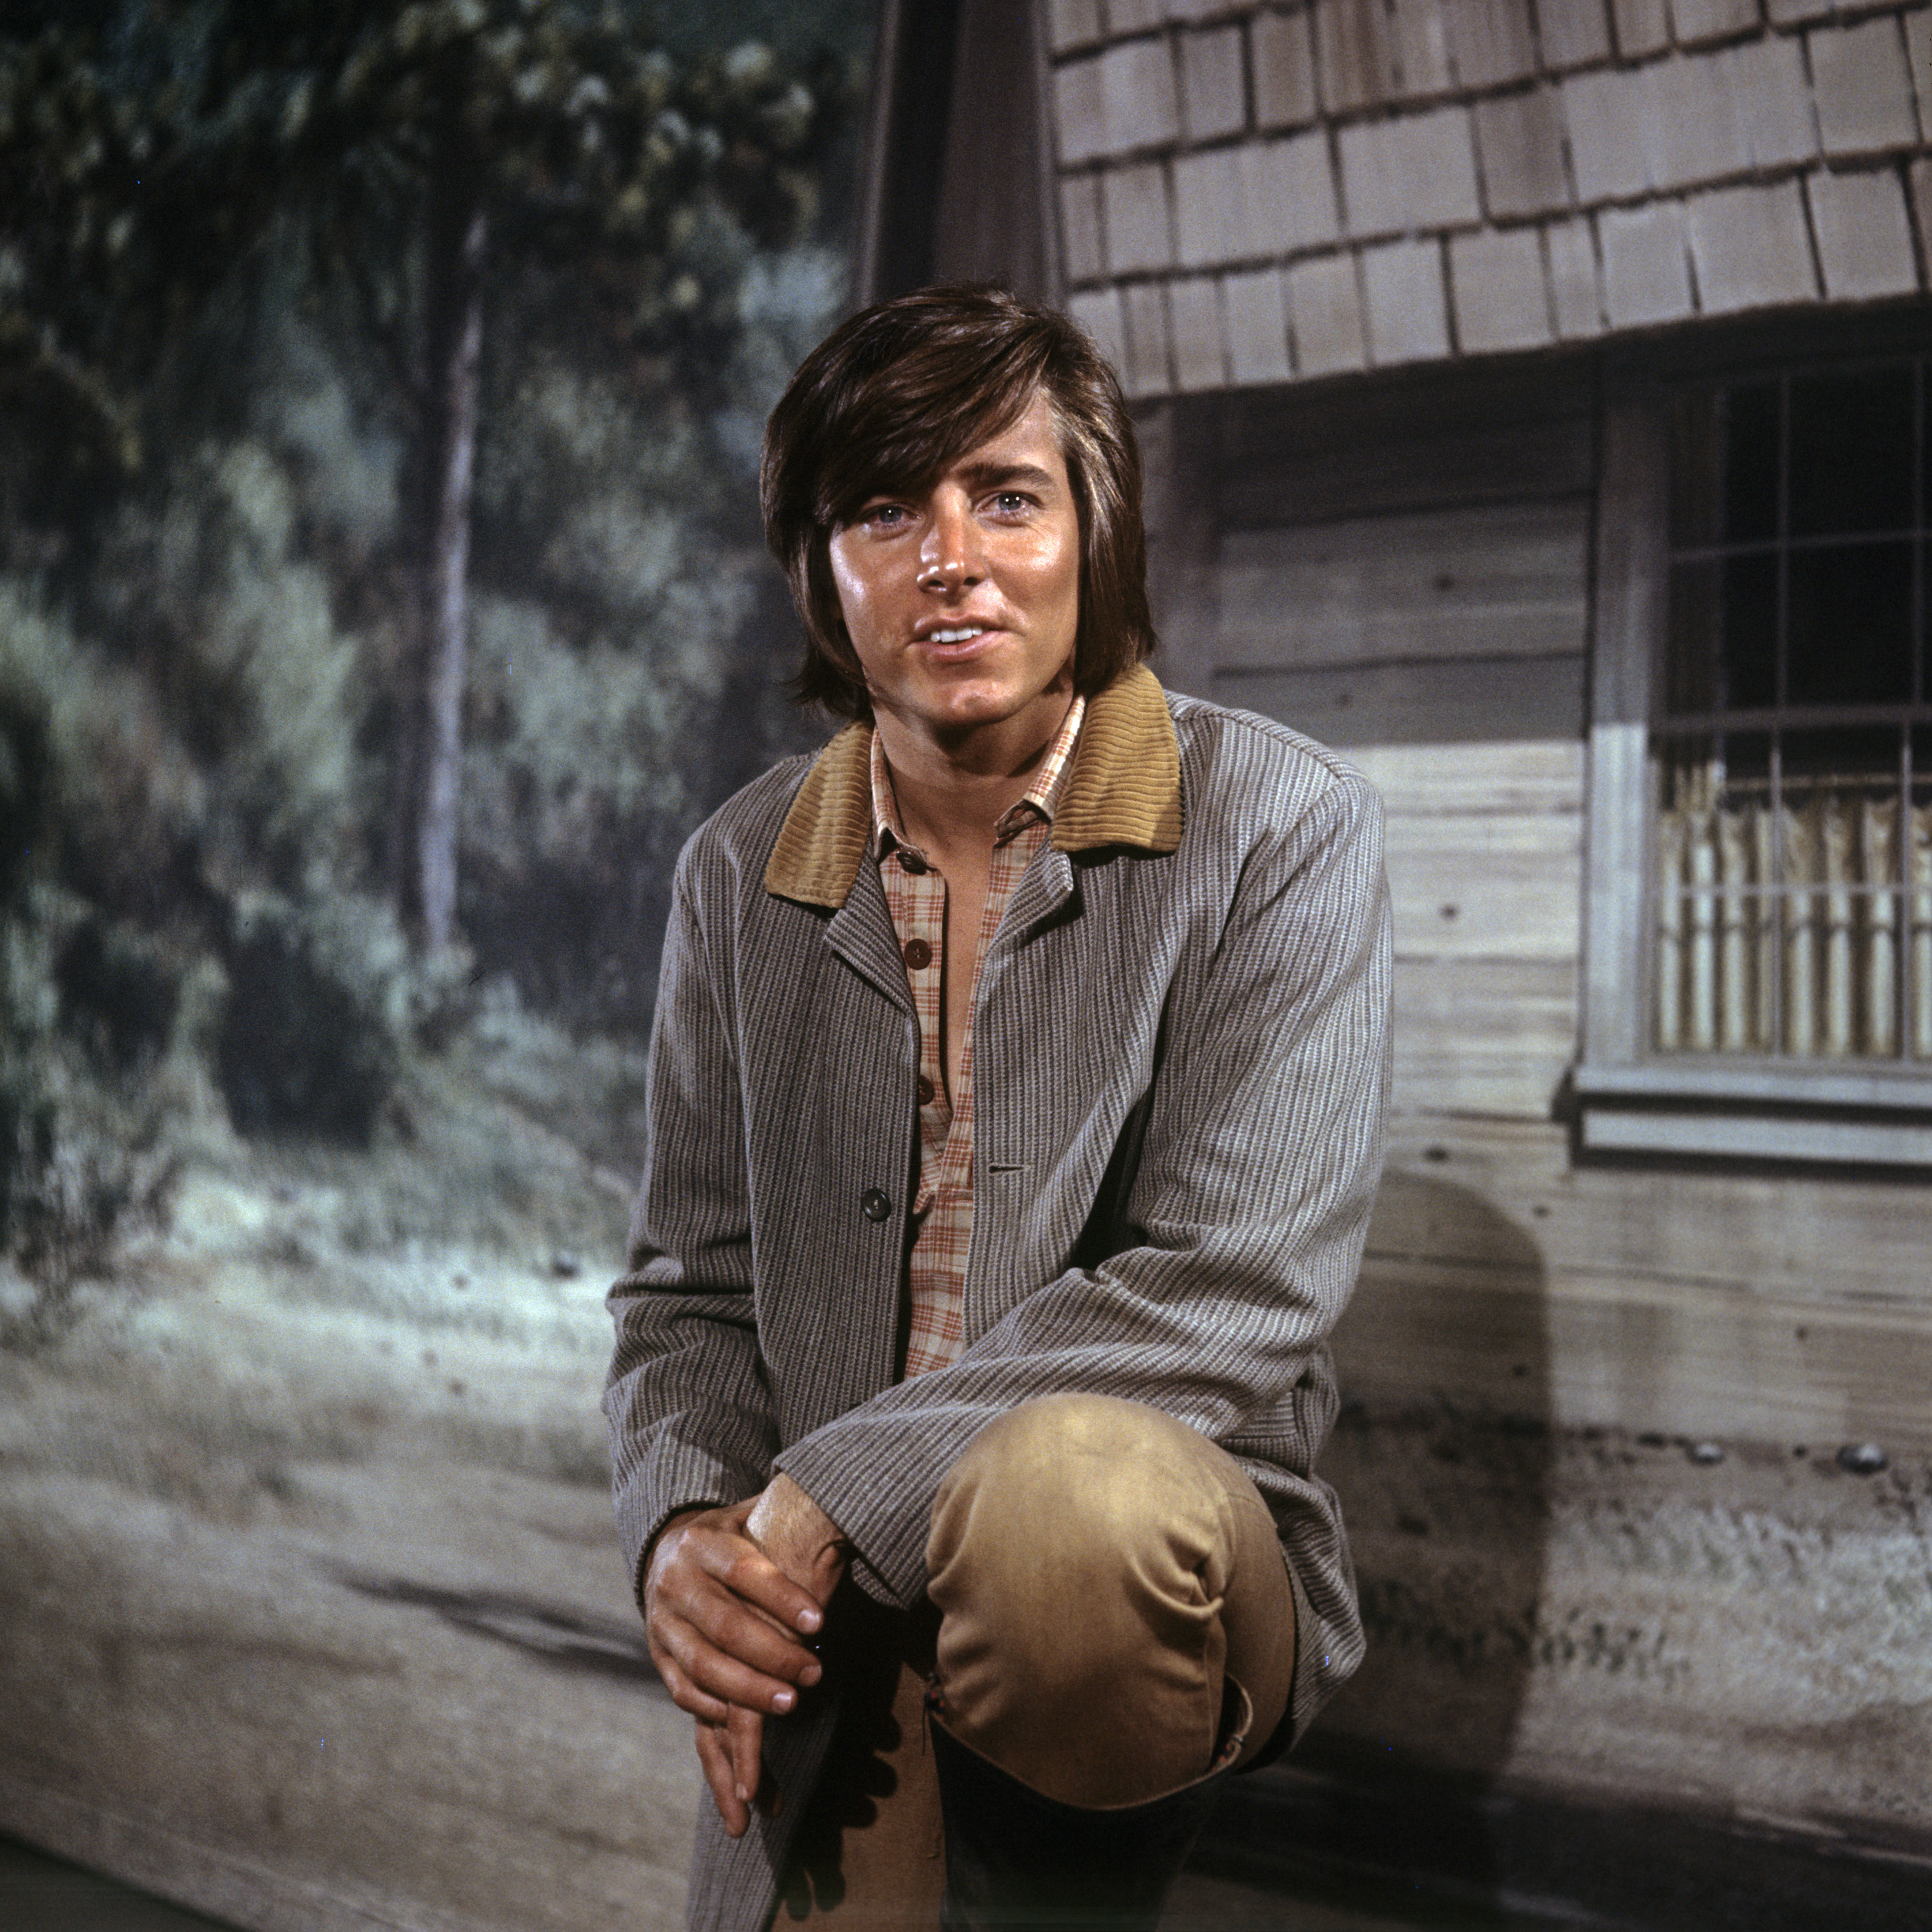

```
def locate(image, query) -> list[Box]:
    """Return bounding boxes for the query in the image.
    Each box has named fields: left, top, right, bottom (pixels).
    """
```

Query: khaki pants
left=771, top=1395, right=1297, bottom=1929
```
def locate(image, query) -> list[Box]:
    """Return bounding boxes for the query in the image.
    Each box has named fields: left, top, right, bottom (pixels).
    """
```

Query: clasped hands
left=643, top=1472, right=849, bottom=1837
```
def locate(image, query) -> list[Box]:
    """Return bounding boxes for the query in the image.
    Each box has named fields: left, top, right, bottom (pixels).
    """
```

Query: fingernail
left=735, top=1784, right=748, bottom=1804
left=798, top=1607, right=821, bottom=1633
left=800, top=1662, right=822, bottom=1686
left=773, top=1689, right=794, bottom=1712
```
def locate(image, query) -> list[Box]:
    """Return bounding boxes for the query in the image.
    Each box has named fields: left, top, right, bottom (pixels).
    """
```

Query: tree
left=0, top=0, right=843, bottom=948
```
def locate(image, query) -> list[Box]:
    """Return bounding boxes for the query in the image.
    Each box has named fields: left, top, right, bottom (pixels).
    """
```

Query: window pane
left=1659, top=730, right=1721, bottom=809
left=1720, top=553, right=1778, bottom=711
left=1670, top=392, right=1723, bottom=550
left=1786, top=541, right=1913, bottom=706
left=1922, top=536, right=1929, bottom=704
left=1788, top=366, right=1914, bottom=538
left=1666, top=560, right=1721, bottom=713
left=1723, top=380, right=1779, bottom=543
left=1781, top=724, right=1899, bottom=785
left=1922, top=367, right=1930, bottom=525
left=1719, top=728, right=1771, bottom=785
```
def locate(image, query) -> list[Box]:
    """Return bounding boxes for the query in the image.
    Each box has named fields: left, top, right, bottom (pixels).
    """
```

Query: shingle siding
left=1684, top=180, right=1817, bottom=313
left=1537, top=0, right=1613, bottom=71
left=1610, top=0, right=1670, bottom=59
left=1222, top=264, right=1294, bottom=380
left=1286, top=251, right=1368, bottom=371
left=1808, top=167, right=1922, bottom=300
left=1103, top=162, right=1175, bottom=274
left=1545, top=215, right=1605, bottom=336
left=1045, top=0, right=1931, bottom=392
left=1474, top=88, right=1572, bottom=218
left=1180, top=23, right=1248, bottom=140
left=1339, top=108, right=1481, bottom=235
left=1599, top=200, right=1694, bottom=325
left=1253, top=8, right=1318, bottom=127
left=1168, top=274, right=1230, bottom=388
left=1809, top=17, right=1919, bottom=159
left=1450, top=226, right=1553, bottom=350
left=1361, top=237, right=1451, bottom=362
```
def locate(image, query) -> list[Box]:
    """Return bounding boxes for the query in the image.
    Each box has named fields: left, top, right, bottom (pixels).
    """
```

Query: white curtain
left=1656, top=777, right=1932, bottom=1060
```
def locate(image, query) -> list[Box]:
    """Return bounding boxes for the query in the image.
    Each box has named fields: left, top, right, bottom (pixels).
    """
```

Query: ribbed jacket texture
left=603, top=668, right=1392, bottom=1932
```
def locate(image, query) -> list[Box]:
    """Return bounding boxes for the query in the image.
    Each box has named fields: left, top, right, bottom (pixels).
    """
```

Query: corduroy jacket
left=604, top=667, right=1391, bottom=1932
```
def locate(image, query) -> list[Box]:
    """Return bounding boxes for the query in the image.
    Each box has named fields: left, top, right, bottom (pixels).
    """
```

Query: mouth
left=914, top=621, right=1003, bottom=659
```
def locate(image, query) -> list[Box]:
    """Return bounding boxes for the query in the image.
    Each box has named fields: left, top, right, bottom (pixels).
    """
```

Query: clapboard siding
left=1351, top=739, right=1585, bottom=820
left=1382, top=804, right=1580, bottom=963
left=1344, top=1245, right=1932, bottom=1456
left=1213, top=490, right=1592, bottom=745
left=1211, top=360, right=1598, bottom=530
left=1141, top=355, right=1932, bottom=1871
left=1384, top=1116, right=1932, bottom=1305
left=1219, top=503, right=1591, bottom=670
left=1389, top=958, right=1576, bottom=1121
left=1333, top=741, right=1587, bottom=1120
left=1220, top=653, right=1587, bottom=746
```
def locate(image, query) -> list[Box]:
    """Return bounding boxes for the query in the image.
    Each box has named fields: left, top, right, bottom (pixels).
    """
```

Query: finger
left=648, top=1639, right=733, bottom=1727
left=657, top=1577, right=823, bottom=1702
left=693, top=1527, right=826, bottom=1637
left=726, top=1704, right=764, bottom=1809
left=651, top=1529, right=824, bottom=1679
left=657, top=1599, right=815, bottom=1715
left=694, top=1720, right=748, bottom=1838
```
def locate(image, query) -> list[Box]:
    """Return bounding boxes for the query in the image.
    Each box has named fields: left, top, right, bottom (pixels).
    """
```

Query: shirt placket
left=896, top=855, right=950, bottom=1215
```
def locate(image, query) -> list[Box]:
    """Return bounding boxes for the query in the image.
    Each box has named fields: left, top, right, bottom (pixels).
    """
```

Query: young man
left=605, top=284, right=1391, bottom=1932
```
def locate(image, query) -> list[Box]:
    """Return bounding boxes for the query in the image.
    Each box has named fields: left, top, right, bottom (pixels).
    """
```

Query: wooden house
left=860, top=0, right=1932, bottom=1915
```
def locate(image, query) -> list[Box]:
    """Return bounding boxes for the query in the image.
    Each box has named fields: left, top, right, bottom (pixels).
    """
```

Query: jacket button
left=902, top=938, right=933, bottom=970
left=860, top=1187, right=892, bottom=1222
left=916, top=1075, right=935, bottom=1105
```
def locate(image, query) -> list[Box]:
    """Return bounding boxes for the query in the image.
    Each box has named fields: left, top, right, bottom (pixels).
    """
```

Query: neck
left=873, top=688, right=1074, bottom=858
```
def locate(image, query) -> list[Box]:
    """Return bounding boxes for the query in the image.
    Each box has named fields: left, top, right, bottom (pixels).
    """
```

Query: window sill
left=1574, top=1060, right=1932, bottom=1166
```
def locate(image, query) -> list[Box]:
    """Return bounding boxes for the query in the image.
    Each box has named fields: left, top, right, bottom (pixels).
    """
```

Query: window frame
left=1577, top=332, right=1932, bottom=1167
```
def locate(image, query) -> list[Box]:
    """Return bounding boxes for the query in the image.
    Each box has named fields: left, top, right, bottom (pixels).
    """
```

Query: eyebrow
left=951, top=458, right=1061, bottom=494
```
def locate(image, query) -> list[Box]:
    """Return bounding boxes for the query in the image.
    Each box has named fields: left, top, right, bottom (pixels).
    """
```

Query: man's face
left=827, top=391, right=1081, bottom=750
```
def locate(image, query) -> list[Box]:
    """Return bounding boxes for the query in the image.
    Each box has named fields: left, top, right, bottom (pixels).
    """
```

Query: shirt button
left=860, top=1187, right=892, bottom=1222
left=916, top=1075, right=935, bottom=1105
left=903, top=938, right=933, bottom=970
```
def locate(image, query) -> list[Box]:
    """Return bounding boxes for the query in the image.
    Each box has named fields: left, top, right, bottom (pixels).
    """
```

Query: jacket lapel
left=825, top=859, right=915, bottom=1012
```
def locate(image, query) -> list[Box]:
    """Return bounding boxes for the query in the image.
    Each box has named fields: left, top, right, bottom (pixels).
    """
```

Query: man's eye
left=866, top=503, right=907, bottom=527
left=989, top=492, right=1032, bottom=515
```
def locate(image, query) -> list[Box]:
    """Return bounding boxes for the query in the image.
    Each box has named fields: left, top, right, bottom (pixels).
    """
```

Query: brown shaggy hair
left=761, top=283, right=1156, bottom=720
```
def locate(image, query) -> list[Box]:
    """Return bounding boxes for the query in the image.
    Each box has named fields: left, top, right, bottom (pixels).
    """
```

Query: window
left=1579, top=351, right=1932, bottom=1165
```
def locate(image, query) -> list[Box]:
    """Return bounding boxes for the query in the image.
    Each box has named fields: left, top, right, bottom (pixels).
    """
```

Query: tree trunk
left=395, top=137, right=485, bottom=951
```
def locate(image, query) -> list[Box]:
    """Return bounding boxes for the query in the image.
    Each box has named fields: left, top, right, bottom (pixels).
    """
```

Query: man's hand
left=644, top=1476, right=849, bottom=1837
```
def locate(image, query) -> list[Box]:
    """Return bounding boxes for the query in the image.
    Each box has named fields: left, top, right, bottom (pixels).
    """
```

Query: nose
left=918, top=490, right=984, bottom=592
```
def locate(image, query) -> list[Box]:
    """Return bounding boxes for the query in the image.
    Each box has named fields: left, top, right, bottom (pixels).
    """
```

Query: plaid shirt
left=869, top=696, right=1087, bottom=1378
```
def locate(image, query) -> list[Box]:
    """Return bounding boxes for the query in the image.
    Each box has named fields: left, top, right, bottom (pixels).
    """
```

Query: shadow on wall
left=1199, top=1172, right=1554, bottom=1920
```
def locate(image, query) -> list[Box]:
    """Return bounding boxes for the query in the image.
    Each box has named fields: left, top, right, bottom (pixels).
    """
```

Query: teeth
left=931, top=627, right=984, bottom=644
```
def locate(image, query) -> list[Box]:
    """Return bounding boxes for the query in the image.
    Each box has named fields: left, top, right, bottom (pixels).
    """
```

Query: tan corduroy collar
left=762, top=664, right=1183, bottom=909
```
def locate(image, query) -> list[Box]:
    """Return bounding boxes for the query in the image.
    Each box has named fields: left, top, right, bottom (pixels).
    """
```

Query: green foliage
left=0, top=0, right=852, bottom=467
left=92, top=433, right=367, bottom=887
left=0, top=0, right=858, bottom=1247
left=215, top=885, right=470, bottom=1143
left=0, top=581, right=204, bottom=918
left=0, top=880, right=177, bottom=1303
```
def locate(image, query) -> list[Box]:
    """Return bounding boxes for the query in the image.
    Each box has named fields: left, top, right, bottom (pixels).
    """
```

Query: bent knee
left=926, top=1395, right=1235, bottom=1623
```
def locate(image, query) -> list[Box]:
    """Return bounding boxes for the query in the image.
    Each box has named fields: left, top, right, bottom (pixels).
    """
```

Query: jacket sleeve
left=773, top=763, right=1391, bottom=1743
left=601, top=859, right=776, bottom=1601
